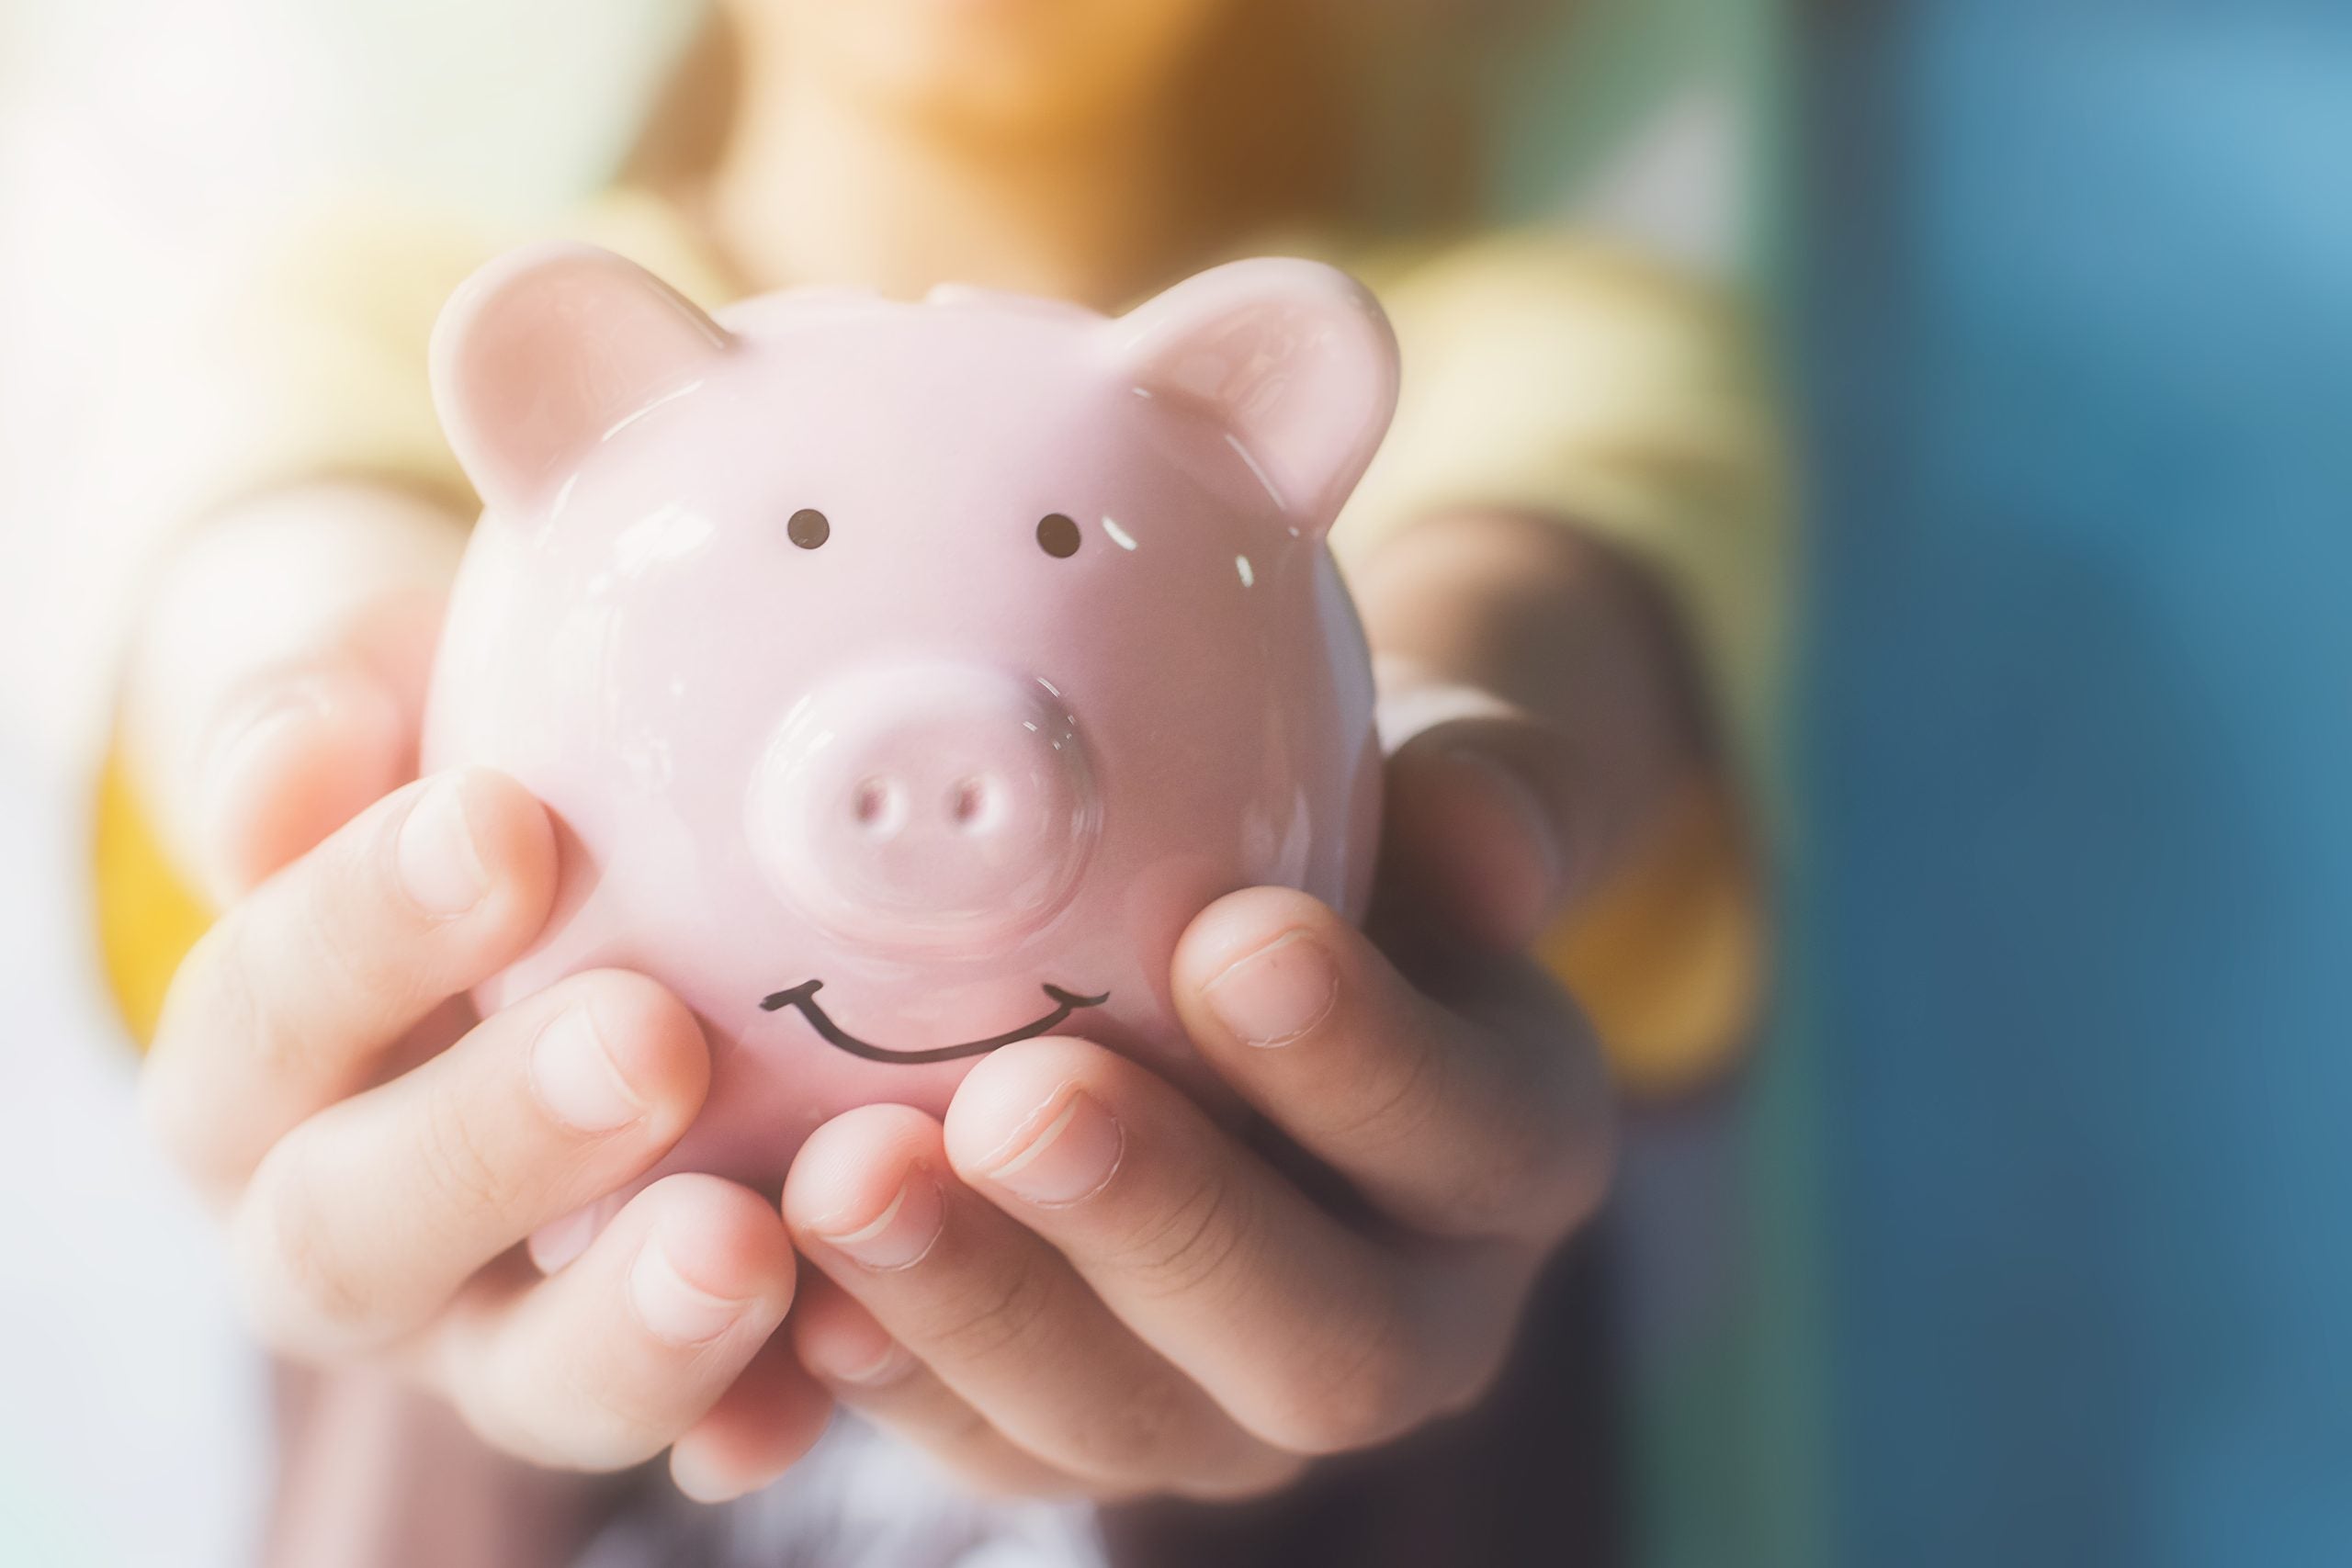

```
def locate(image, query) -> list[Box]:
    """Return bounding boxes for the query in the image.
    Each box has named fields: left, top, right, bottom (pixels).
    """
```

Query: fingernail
left=629, top=1237, right=753, bottom=1348
left=396, top=774, right=488, bottom=918
left=814, top=1168, right=944, bottom=1271
left=1204, top=931, right=1339, bottom=1048
left=530, top=1005, right=644, bottom=1133
left=979, top=1090, right=1124, bottom=1206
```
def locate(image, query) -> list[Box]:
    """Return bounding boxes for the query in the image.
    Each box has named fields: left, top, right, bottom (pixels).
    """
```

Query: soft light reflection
left=611, top=503, right=713, bottom=572
left=1223, top=432, right=1283, bottom=508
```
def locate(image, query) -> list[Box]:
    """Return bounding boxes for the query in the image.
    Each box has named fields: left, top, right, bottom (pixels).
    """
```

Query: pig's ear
left=430, top=243, right=730, bottom=515
left=1109, top=258, right=1399, bottom=529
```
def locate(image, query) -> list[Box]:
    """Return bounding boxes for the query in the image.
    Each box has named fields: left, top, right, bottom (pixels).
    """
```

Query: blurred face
left=740, top=0, right=1238, bottom=134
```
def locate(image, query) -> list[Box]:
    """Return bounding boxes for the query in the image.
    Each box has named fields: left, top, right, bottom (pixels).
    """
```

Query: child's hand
left=140, top=767, right=826, bottom=1487
left=774, top=886, right=1609, bottom=1500
left=130, top=485, right=828, bottom=1495
left=762, top=513, right=1683, bottom=1501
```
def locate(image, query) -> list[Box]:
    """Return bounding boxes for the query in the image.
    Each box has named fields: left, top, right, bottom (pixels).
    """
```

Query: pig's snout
left=748, top=662, right=1099, bottom=953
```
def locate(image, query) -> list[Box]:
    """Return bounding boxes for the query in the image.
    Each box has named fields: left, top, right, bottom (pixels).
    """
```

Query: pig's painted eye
left=1035, top=513, right=1080, bottom=558
left=787, top=508, right=831, bottom=549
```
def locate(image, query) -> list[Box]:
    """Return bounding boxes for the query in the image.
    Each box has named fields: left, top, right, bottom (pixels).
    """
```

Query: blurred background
left=2, top=1, right=2346, bottom=1565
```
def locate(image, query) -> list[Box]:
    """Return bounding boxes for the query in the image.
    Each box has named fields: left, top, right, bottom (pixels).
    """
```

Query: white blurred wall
left=0, top=6, right=695, bottom=1564
left=0, top=0, right=699, bottom=765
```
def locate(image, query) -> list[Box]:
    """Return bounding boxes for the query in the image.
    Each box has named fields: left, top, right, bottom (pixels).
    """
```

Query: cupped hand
left=751, top=513, right=1676, bottom=1504
left=777, top=930, right=1607, bottom=1499
left=132, top=487, right=831, bottom=1499
left=764, top=732, right=1613, bottom=1502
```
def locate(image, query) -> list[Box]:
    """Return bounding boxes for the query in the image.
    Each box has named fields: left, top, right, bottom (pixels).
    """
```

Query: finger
left=1360, top=512, right=1702, bottom=953
left=668, top=1329, right=838, bottom=1504
left=787, top=1277, right=1082, bottom=1499
left=1172, top=886, right=1613, bottom=1246
left=202, top=582, right=452, bottom=901
left=783, top=1106, right=1289, bottom=1496
left=229, top=969, right=708, bottom=1355
left=194, top=656, right=411, bottom=904
left=119, top=482, right=464, bottom=895
left=141, top=767, right=559, bottom=1196
left=1377, top=691, right=1591, bottom=951
left=946, top=1037, right=1505, bottom=1459
left=433, top=1174, right=797, bottom=1472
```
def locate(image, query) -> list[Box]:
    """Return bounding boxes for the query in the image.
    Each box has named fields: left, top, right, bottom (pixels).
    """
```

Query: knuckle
left=1069, top=1371, right=1194, bottom=1474
left=1112, top=1164, right=1253, bottom=1303
left=922, top=1262, right=1057, bottom=1365
left=1489, top=1044, right=1617, bottom=1243
left=1332, top=1025, right=1448, bottom=1156
left=898, top=1382, right=998, bottom=1452
left=1420, top=1254, right=1530, bottom=1422
left=1453, top=1106, right=1570, bottom=1239
left=143, top=928, right=276, bottom=1174
left=237, top=1156, right=379, bottom=1351
left=418, top=1077, right=510, bottom=1221
left=297, top=852, right=411, bottom=1020
left=542, top=1346, right=671, bottom=1470
left=221, top=926, right=307, bottom=1082
left=459, top=1341, right=660, bottom=1472
left=1524, top=1146, right=1609, bottom=1246
left=1264, top=1294, right=1427, bottom=1456
left=161, top=920, right=253, bottom=1050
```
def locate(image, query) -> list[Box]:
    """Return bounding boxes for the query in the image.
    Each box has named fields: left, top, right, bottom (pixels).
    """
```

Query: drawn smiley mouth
left=759, top=980, right=1110, bottom=1065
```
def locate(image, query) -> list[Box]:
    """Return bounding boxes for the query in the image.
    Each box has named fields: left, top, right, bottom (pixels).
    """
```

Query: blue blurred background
left=1802, top=4, right=2352, bottom=1565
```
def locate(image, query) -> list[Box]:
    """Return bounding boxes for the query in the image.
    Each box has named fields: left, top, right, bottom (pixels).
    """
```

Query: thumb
left=189, top=651, right=414, bottom=904
left=120, top=486, right=463, bottom=906
left=1374, top=673, right=1596, bottom=953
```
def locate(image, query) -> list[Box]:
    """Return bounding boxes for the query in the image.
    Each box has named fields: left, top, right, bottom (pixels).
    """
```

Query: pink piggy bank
left=422, top=244, right=1397, bottom=1227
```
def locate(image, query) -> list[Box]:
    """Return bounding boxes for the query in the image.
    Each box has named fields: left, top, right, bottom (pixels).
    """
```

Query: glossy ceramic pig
left=421, top=244, right=1396, bottom=1231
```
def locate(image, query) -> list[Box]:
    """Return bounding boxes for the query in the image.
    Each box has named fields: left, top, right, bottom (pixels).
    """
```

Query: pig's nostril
left=949, top=775, right=1001, bottom=832
left=852, top=776, right=904, bottom=835
left=750, top=660, right=1098, bottom=951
